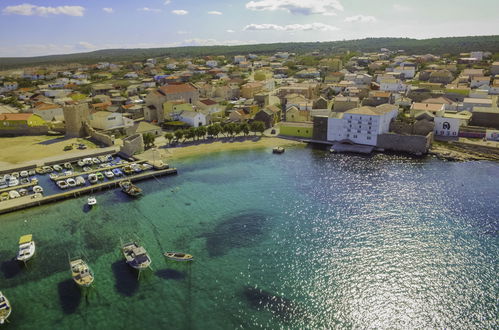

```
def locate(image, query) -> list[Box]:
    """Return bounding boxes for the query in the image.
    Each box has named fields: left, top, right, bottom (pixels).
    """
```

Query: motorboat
left=63, top=171, right=73, bottom=177
left=164, top=252, right=193, bottom=262
left=8, top=190, right=20, bottom=199
left=83, top=158, right=93, bottom=165
left=49, top=173, right=59, bottom=180
left=20, top=178, right=30, bottom=185
left=98, top=156, right=108, bottom=162
left=20, top=170, right=29, bottom=178
left=18, top=188, right=28, bottom=196
left=141, top=163, right=153, bottom=171
left=77, top=159, right=85, bottom=167
left=104, top=171, right=114, bottom=179
left=32, top=185, right=44, bottom=194
left=119, top=180, right=142, bottom=197
left=0, top=192, right=9, bottom=201
left=35, top=167, right=45, bottom=174
left=69, top=258, right=95, bottom=287
left=75, top=176, right=86, bottom=186
left=11, top=172, right=19, bottom=178
left=8, top=178, right=19, bottom=187
left=42, top=166, right=53, bottom=173
left=121, top=241, right=151, bottom=270
left=87, top=197, right=97, bottom=206
left=83, top=166, right=92, bottom=172
left=17, top=234, right=35, bottom=262
left=122, top=166, right=134, bottom=175
left=0, top=291, right=11, bottom=325
left=28, top=170, right=36, bottom=176
left=273, top=146, right=285, bottom=154
left=57, top=180, right=69, bottom=189
left=66, top=178, right=77, bottom=187
left=64, top=162, right=73, bottom=169
left=53, top=164, right=63, bottom=172
left=92, top=158, right=100, bottom=164
left=88, top=173, right=98, bottom=184
left=112, top=168, right=123, bottom=177
left=30, top=177, right=39, bottom=184
left=131, top=164, right=142, bottom=173
left=95, top=172, right=104, bottom=181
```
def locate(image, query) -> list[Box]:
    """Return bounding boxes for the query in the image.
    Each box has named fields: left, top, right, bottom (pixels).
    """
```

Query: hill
left=1, top=35, right=498, bottom=69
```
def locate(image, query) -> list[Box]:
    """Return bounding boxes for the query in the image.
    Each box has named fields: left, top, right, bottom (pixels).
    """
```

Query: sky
left=0, top=0, right=498, bottom=57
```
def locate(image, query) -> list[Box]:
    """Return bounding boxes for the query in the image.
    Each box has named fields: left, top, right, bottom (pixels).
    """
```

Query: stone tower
left=63, top=103, right=90, bottom=138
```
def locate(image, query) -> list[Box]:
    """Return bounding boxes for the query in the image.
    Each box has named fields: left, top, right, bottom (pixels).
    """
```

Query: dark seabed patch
left=200, top=211, right=270, bottom=257
left=58, top=279, right=82, bottom=314
left=155, top=268, right=186, bottom=280
left=111, top=260, right=139, bottom=297
left=242, top=286, right=307, bottom=322
left=0, top=254, right=22, bottom=279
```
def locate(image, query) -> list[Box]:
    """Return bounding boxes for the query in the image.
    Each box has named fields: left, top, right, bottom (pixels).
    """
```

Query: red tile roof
left=0, top=113, right=33, bottom=121
left=200, top=99, right=217, bottom=105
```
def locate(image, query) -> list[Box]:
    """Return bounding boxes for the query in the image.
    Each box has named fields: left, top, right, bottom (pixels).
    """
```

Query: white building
left=327, top=104, right=398, bottom=146
left=434, top=117, right=460, bottom=137
left=3, top=82, right=18, bottom=91
left=175, top=110, right=207, bottom=127
left=485, top=129, right=499, bottom=141
left=88, top=111, right=134, bottom=130
left=206, top=60, right=218, bottom=68
left=470, top=51, right=484, bottom=61
left=380, top=78, right=407, bottom=92
left=393, top=66, right=416, bottom=79
left=234, top=55, right=246, bottom=64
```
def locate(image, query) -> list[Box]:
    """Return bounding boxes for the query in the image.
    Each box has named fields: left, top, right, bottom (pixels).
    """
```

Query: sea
left=0, top=145, right=497, bottom=329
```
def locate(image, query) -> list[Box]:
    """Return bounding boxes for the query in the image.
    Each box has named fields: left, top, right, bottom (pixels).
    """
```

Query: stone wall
left=84, top=122, right=115, bottom=146
left=377, top=132, right=433, bottom=155
left=471, top=112, right=499, bottom=129
left=0, top=126, right=48, bottom=136
left=120, top=134, right=144, bottom=157
left=312, top=116, right=328, bottom=141
left=389, top=120, right=434, bottom=136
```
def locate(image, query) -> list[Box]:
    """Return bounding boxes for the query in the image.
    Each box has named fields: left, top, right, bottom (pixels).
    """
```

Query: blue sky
left=1, top=0, right=498, bottom=57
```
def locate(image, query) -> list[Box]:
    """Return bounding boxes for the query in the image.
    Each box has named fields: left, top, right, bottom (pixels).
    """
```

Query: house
left=470, top=77, right=490, bottom=89
left=285, top=106, right=310, bottom=122
left=462, top=98, right=492, bottom=111
left=3, top=82, right=18, bottom=91
left=0, top=113, right=47, bottom=135
left=206, top=60, right=218, bottom=68
left=126, top=121, right=162, bottom=136
left=254, top=105, right=281, bottom=129
left=380, top=78, right=407, bottom=92
left=145, top=83, right=199, bottom=122
left=363, top=91, right=392, bottom=106
left=285, top=94, right=313, bottom=110
left=241, top=82, right=263, bottom=99
left=162, top=101, right=194, bottom=121
left=491, top=62, right=499, bottom=76
left=279, top=122, right=313, bottom=138
left=88, top=111, right=134, bottom=130
left=434, top=117, right=460, bottom=137
left=327, top=104, right=398, bottom=146
left=229, top=109, right=249, bottom=122
left=234, top=55, right=246, bottom=64
left=175, top=110, right=207, bottom=127
left=462, top=69, right=484, bottom=80
left=33, top=102, right=64, bottom=121
left=410, top=103, right=445, bottom=117
left=393, top=66, right=416, bottom=79
left=429, top=70, right=453, bottom=84
left=333, top=96, right=360, bottom=112
left=471, top=107, right=499, bottom=129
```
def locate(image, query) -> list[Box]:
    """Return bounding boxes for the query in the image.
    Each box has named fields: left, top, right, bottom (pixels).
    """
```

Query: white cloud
left=138, top=7, right=162, bottom=13
left=2, top=4, right=85, bottom=16
left=172, top=9, right=188, bottom=15
left=344, top=15, right=376, bottom=23
left=207, top=11, right=223, bottom=15
left=245, top=0, right=343, bottom=16
left=164, top=0, right=172, bottom=4
left=176, top=30, right=190, bottom=35
left=226, top=29, right=235, bottom=33
left=393, top=4, right=411, bottom=12
left=244, top=23, right=339, bottom=32
left=102, top=7, right=114, bottom=14
left=78, top=41, right=97, bottom=50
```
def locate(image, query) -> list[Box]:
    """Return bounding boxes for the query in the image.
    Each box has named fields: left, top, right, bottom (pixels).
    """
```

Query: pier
left=0, top=168, right=178, bottom=215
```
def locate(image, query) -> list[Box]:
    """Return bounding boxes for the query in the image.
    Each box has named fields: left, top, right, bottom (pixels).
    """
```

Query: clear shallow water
left=0, top=147, right=497, bottom=329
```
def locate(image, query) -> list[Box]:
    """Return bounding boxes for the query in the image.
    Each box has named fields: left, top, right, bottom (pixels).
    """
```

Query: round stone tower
left=63, top=103, right=90, bottom=138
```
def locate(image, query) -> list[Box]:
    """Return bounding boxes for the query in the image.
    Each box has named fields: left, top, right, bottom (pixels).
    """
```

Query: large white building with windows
left=327, top=104, right=398, bottom=146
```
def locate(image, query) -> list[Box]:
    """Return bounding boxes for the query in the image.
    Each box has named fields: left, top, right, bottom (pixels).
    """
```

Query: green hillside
left=1, top=35, right=498, bottom=69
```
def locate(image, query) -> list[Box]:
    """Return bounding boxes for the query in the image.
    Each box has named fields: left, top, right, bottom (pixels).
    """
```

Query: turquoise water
left=0, top=146, right=498, bottom=329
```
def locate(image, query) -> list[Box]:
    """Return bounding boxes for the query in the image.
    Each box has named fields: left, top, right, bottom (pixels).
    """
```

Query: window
left=346, top=134, right=349, bottom=138
left=367, top=136, right=371, bottom=140
left=353, top=135, right=358, bottom=138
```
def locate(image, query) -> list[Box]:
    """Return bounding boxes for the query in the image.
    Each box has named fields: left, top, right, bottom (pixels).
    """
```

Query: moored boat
left=119, top=180, right=142, bottom=196
left=32, top=185, right=44, bottom=194
left=83, top=166, right=92, bottom=172
left=53, top=164, right=63, bottom=172
left=64, top=162, right=73, bottom=169
left=20, top=170, right=29, bottom=178
left=66, top=178, right=77, bottom=187
left=42, top=166, right=53, bottom=173
left=95, top=172, right=104, bottom=181
left=121, top=241, right=152, bottom=270
left=18, top=188, right=28, bottom=196
left=8, top=178, right=19, bottom=187
left=92, top=158, right=100, bottom=164
left=0, top=192, right=9, bottom=201
left=104, top=170, right=114, bottom=179
left=8, top=190, right=20, bottom=199
left=77, top=159, right=85, bottom=167
left=75, top=176, right=86, bottom=186
left=87, top=197, right=97, bottom=206
left=69, top=258, right=95, bottom=287
left=57, top=180, right=69, bottom=189
left=88, top=173, right=98, bottom=184
left=164, top=252, right=193, bottom=262
left=17, top=234, right=35, bottom=262
left=272, top=146, right=285, bottom=154
left=112, top=168, right=123, bottom=177
left=0, top=291, right=11, bottom=325
left=49, top=173, right=59, bottom=180
left=122, top=165, right=134, bottom=175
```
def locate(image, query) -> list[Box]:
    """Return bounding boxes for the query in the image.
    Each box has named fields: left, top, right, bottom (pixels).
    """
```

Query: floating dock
left=0, top=168, right=177, bottom=215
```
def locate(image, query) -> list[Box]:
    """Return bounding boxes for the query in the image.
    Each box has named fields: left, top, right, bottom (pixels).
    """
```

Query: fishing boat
left=66, top=178, right=77, bottom=187
left=88, top=173, right=98, bottom=184
left=75, top=176, right=86, bottom=186
left=83, top=166, right=92, bottom=172
left=122, top=241, right=152, bottom=270
left=122, top=166, right=134, bottom=175
left=8, top=178, right=19, bottom=187
left=119, top=180, right=142, bottom=197
left=64, top=162, right=73, bottom=170
left=53, top=164, right=63, bottom=172
left=0, top=291, right=11, bottom=325
left=87, top=197, right=97, bottom=206
left=0, top=192, right=9, bottom=201
left=92, top=158, right=100, bottom=164
left=112, top=168, right=123, bottom=177
left=164, top=252, right=193, bottom=262
left=17, top=234, right=35, bottom=262
left=49, top=173, right=59, bottom=180
left=32, top=185, right=43, bottom=194
left=77, top=159, right=85, bottom=167
left=272, top=146, right=285, bottom=154
left=20, top=170, right=29, bottom=178
left=95, top=172, right=104, bottom=181
left=18, top=188, right=28, bottom=197
left=69, top=258, right=95, bottom=287
left=8, top=190, right=20, bottom=199
left=57, top=180, right=69, bottom=189
left=104, top=170, right=114, bottom=179
left=28, top=170, right=36, bottom=176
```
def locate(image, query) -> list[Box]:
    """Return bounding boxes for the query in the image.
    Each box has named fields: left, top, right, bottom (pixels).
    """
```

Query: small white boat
left=88, top=173, right=98, bottom=184
left=18, top=188, right=28, bottom=196
left=92, top=158, right=100, bottom=164
left=83, top=158, right=93, bottom=165
left=64, top=162, right=73, bottom=169
left=8, top=190, right=20, bottom=199
left=42, top=166, right=53, bottom=173
left=20, top=170, right=29, bottom=178
left=70, top=258, right=95, bottom=287
left=57, top=180, right=69, bottom=189
left=30, top=177, right=39, bottom=184
left=20, top=178, right=30, bottom=185
left=141, top=163, right=153, bottom=171
left=17, top=234, right=35, bottom=262
left=8, top=178, right=19, bottom=187
left=53, top=164, right=63, bottom=172
left=77, top=160, right=85, bottom=167
left=83, top=166, right=92, bottom=172
left=63, top=171, right=73, bottom=177
left=11, top=172, right=19, bottom=178
left=122, top=241, right=152, bottom=270
left=28, top=169, right=36, bottom=176
left=104, top=171, right=114, bottom=179
left=87, top=196, right=97, bottom=206
left=49, top=173, right=59, bottom=180
left=273, top=146, right=285, bottom=154
left=32, top=185, right=44, bottom=194
left=75, top=176, right=86, bottom=186
left=66, top=178, right=77, bottom=187
left=0, top=291, right=12, bottom=325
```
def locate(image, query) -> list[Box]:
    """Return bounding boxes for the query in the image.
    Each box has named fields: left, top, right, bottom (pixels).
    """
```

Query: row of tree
left=163, top=121, right=266, bottom=144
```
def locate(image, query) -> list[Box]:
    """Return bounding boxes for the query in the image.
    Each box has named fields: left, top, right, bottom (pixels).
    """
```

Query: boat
left=273, top=146, right=285, bottom=154
left=119, top=180, right=142, bottom=197
left=87, top=197, right=97, bottom=206
left=57, top=180, right=69, bottom=189
left=0, top=192, right=9, bottom=201
left=0, top=181, right=6, bottom=189
left=75, top=176, right=86, bottom=186
left=8, top=190, right=20, bottom=199
left=49, top=173, right=59, bottom=180
left=95, top=172, right=104, bottom=181
left=64, top=162, right=73, bottom=170
left=83, top=166, right=92, bottom=172
left=164, top=252, right=193, bottom=262
left=20, top=178, right=30, bottom=185
left=63, top=171, right=73, bottom=177
left=0, top=291, right=12, bottom=325
left=8, top=178, right=19, bottom=187
left=17, top=234, right=35, bottom=262
left=18, top=188, right=28, bottom=196
left=131, top=164, right=142, bottom=173
left=69, top=258, right=95, bottom=287
left=28, top=170, right=36, bottom=176
left=53, top=164, right=63, bottom=172
left=121, top=241, right=152, bottom=270
left=112, top=168, right=123, bottom=177
left=92, top=158, right=100, bottom=164
left=66, top=178, right=77, bottom=187
left=141, top=163, right=153, bottom=171
left=77, top=159, right=85, bottom=167
left=122, top=166, right=134, bottom=175
left=20, top=170, right=29, bottom=178
left=83, top=158, right=93, bottom=165
left=35, top=167, right=45, bottom=174
left=88, top=173, right=98, bottom=184
left=32, top=185, right=43, bottom=194
left=42, top=166, right=53, bottom=173
left=104, top=171, right=114, bottom=179
left=11, top=172, right=19, bottom=178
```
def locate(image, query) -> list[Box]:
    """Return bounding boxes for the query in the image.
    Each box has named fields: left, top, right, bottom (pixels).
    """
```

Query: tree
left=254, top=71, right=266, bottom=81
left=142, top=133, right=155, bottom=149
left=196, top=126, right=207, bottom=140
left=174, top=129, right=184, bottom=143
left=234, top=123, right=242, bottom=136
left=164, top=132, right=174, bottom=144
left=185, top=127, right=196, bottom=141
left=240, top=123, right=250, bottom=136
left=211, top=123, right=222, bottom=137
left=250, top=121, right=265, bottom=136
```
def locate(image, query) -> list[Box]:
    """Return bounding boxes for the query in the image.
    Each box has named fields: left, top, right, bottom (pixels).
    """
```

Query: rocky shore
left=429, top=143, right=499, bottom=162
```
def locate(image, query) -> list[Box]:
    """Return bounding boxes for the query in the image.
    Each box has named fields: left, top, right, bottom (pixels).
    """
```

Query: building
left=434, top=117, right=460, bottom=137
left=380, top=79, right=407, bottom=92
left=491, top=62, right=499, bottom=76
left=63, top=103, right=90, bottom=138
left=462, top=98, right=492, bottom=111
left=234, top=55, right=246, bottom=64
left=174, top=110, right=207, bottom=127
left=327, top=104, right=398, bottom=146
left=285, top=106, right=310, bottom=122
left=410, top=103, right=445, bottom=117
left=88, top=111, right=134, bottom=130
left=241, top=82, right=264, bottom=99
left=33, top=103, right=64, bottom=121
left=333, top=96, right=360, bottom=112
left=0, top=113, right=47, bottom=136
left=145, top=84, right=199, bottom=122
left=471, top=107, right=499, bottom=129
left=254, top=105, right=281, bottom=129
left=279, top=122, right=313, bottom=138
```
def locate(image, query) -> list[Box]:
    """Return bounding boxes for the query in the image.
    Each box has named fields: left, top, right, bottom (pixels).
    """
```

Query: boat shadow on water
left=57, top=279, right=82, bottom=315
left=155, top=268, right=186, bottom=280
left=111, top=260, right=140, bottom=297
left=0, top=257, right=23, bottom=279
